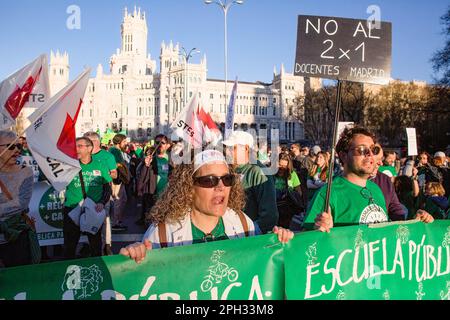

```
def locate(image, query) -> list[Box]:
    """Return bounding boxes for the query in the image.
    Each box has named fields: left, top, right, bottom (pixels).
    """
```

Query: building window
left=210, top=93, right=214, bottom=99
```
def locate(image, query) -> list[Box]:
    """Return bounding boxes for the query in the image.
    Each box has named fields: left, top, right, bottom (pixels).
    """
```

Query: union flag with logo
left=0, top=54, right=50, bottom=130
left=26, top=69, right=91, bottom=191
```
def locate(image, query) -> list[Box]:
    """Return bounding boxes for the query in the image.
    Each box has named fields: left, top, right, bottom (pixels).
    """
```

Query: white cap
left=193, top=150, right=228, bottom=173
left=311, top=145, right=321, bottom=155
left=434, top=151, right=446, bottom=158
left=221, top=131, right=254, bottom=149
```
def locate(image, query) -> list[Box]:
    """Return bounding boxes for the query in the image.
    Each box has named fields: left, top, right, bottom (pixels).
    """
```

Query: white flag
left=170, top=92, right=221, bottom=148
left=225, top=77, right=238, bottom=139
left=0, top=54, right=50, bottom=130
left=26, top=69, right=91, bottom=191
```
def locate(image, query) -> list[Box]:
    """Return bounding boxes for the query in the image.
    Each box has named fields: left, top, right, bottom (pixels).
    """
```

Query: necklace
left=360, top=186, right=375, bottom=205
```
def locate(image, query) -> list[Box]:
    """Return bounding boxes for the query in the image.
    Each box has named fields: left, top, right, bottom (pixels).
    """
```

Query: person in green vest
left=84, top=131, right=117, bottom=255
left=274, top=153, right=303, bottom=228
left=18, top=136, right=32, bottom=156
left=108, top=134, right=130, bottom=231
left=63, top=137, right=112, bottom=259
left=152, top=134, right=172, bottom=198
left=222, top=131, right=279, bottom=234
left=120, top=149, right=293, bottom=263
left=378, top=150, right=398, bottom=181
left=304, top=126, right=434, bottom=232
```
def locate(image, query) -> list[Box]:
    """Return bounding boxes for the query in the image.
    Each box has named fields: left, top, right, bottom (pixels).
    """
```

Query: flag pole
left=324, top=80, right=343, bottom=213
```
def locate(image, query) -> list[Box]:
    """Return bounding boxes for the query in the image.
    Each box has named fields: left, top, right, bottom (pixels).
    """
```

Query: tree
left=293, top=82, right=374, bottom=148
left=431, top=6, right=450, bottom=86
left=365, top=81, right=449, bottom=151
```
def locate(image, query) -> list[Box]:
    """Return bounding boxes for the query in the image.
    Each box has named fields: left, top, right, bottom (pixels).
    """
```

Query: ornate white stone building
left=49, top=7, right=319, bottom=142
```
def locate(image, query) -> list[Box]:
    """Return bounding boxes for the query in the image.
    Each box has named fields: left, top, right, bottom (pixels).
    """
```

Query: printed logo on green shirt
left=359, top=204, right=388, bottom=224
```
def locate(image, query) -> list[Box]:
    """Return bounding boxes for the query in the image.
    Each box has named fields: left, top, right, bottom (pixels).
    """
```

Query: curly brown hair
left=147, top=163, right=246, bottom=224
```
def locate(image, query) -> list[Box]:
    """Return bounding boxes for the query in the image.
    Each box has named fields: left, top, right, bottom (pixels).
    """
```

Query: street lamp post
left=180, top=47, right=200, bottom=108
left=204, top=0, right=243, bottom=111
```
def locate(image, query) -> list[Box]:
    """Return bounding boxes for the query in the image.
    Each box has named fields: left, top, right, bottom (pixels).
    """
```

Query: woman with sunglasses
left=0, top=130, right=40, bottom=267
left=120, top=149, right=293, bottom=263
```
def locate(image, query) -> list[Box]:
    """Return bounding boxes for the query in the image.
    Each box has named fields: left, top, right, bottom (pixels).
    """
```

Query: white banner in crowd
left=406, top=127, right=418, bottom=156
left=26, top=69, right=91, bottom=191
left=28, top=182, right=65, bottom=246
left=0, top=54, right=49, bottom=130
left=225, top=77, right=238, bottom=139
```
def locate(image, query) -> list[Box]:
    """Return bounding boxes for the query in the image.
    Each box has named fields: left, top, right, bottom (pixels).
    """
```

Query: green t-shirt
left=156, top=154, right=170, bottom=196
left=108, top=146, right=125, bottom=164
left=191, top=217, right=229, bottom=244
left=21, top=148, right=32, bottom=156
left=378, top=165, right=397, bottom=178
left=64, top=159, right=112, bottom=208
left=236, top=162, right=278, bottom=233
left=92, top=149, right=117, bottom=173
left=135, top=148, right=143, bottom=159
left=275, top=171, right=301, bottom=199
left=303, top=176, right=388, bottom=230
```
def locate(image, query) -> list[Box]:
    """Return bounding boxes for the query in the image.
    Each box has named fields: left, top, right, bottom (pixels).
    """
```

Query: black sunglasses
left=0, top=143, right=22, bottom=151
left=193, top=174, right=235, bottom=188
left=351, top=145, right=381, bottom=157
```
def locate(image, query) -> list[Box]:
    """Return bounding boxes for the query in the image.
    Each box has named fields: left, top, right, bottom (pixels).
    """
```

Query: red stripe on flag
left=56, top=99, right=83, bottom=159
left=4, top=66, right=42, bottom=119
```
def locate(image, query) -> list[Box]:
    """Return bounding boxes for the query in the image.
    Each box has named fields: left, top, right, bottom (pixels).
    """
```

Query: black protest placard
left=294, top=15, right=392, bottom=84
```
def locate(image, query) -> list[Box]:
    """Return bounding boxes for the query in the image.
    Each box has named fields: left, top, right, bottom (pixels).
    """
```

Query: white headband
left=193, top=150, right=228, bottom=173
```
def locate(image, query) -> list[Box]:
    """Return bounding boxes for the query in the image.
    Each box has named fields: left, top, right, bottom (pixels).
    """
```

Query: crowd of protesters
left=0, top=125, right=448, bottom=268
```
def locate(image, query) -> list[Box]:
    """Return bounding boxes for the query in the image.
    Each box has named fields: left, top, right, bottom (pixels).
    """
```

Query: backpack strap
left=78, top=171, right=87, bottom=199
left=237, top=211, right=249, bottom=237
left=158, top=222, right=168, bottom=248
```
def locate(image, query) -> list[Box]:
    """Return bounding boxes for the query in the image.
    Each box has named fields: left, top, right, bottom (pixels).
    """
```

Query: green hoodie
left=236, top=162, right=278, bottom=233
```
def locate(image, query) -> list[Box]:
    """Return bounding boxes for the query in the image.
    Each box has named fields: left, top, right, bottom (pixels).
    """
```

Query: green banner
left=0, top=221, right=449, bottom=300
left=285, top=220, right=450, bottom=300
left=0, top=233, right=285, bottom=300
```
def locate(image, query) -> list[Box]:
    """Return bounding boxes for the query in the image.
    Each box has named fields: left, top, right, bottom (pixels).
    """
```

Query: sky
left=0, top=0, right=448, bottom=84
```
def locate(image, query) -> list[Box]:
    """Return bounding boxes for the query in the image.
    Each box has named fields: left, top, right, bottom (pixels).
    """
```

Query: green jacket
left=236, top=162, right=278, bottom=233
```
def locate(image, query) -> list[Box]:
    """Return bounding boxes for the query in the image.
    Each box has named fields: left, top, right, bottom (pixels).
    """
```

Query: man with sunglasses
left=63, top=137, right=112, bottom=259
left=303, top=126, right=433, bottom=232
left=84, top=131, right=117, bottom=255
left=222, top=131, right=278, bottom=234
